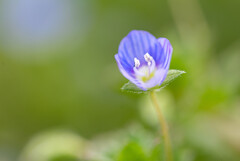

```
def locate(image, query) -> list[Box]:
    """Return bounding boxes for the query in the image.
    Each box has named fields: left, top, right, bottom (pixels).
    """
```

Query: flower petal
left=115, top=54, right=147, bottom=90
left=153, top=38, right=173, bottom=86
left=118, top=30, right=158, bottom=69
left=141, top=68, right=169, bottom=89
left=158, top=38, right=173, bottom=69
left=142, top=38, right=173, bottom=89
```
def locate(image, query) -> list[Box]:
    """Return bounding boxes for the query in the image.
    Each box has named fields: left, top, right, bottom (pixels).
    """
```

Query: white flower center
left=133, top=53, right=156, bottom=82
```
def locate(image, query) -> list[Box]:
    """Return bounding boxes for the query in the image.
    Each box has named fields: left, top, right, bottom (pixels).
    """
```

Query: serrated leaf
left=121, top=81, right=143, bottom=93
left=156, top=69, right=186, bottom=90
left=121, top=69, right=186, bottom=93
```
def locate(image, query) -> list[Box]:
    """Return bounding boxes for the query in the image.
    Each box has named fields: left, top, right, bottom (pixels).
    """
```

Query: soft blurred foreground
left=0, top=0, right=239, bottom=161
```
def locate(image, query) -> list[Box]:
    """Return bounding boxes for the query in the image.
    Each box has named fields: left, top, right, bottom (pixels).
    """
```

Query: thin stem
left=150, top=91, right=173, bottom=161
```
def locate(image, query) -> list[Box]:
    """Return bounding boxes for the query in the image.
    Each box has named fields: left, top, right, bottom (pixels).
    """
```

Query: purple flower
left=115, top=30, right=173, bottom=91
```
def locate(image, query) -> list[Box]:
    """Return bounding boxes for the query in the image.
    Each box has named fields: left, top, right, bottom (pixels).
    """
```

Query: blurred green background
left=0, top=0, right=240, bottom=161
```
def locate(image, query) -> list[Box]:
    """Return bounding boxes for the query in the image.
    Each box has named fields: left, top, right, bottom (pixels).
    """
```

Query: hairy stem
left=150, top=91, right=173, bottom=161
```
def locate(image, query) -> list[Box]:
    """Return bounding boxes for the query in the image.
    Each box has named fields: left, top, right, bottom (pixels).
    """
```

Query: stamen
left=133, top=53, right=156, bottom=81
left=144, top=53, right=153, bottom=66
left=134, top=57, right=140, bottom=68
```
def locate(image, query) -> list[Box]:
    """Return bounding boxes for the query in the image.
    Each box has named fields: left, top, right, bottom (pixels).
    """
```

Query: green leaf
left=148, top=143, right=164, bottom=161
left=121, top=81, right=144, bottom=93
left=121, top=69, right=186, bottom=93
left=117, top=142, right=148, bottom=161
left=155, top=69, right=186, bottom=90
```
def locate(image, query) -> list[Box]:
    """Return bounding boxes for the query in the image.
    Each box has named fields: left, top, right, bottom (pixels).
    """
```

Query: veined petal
left=118, top=30, right=158, bottom=68
left=157, top=38, right=173, bottom=69
left=153, top=38, right=173, bottom=86
left=115, top=54, right=147, bottom=90
left=141, top=68, right=169, bottom=89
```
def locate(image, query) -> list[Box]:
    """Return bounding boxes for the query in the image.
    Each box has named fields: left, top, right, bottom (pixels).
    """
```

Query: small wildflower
left=115, top=30, right=173, bottom=90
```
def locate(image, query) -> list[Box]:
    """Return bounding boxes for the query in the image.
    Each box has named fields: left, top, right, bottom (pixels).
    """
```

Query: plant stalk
left=150, top=91, right=173, bottom=161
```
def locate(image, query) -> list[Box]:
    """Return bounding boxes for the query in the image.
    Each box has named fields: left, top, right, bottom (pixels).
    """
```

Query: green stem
left=150, top=91, right=173, bottom=161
